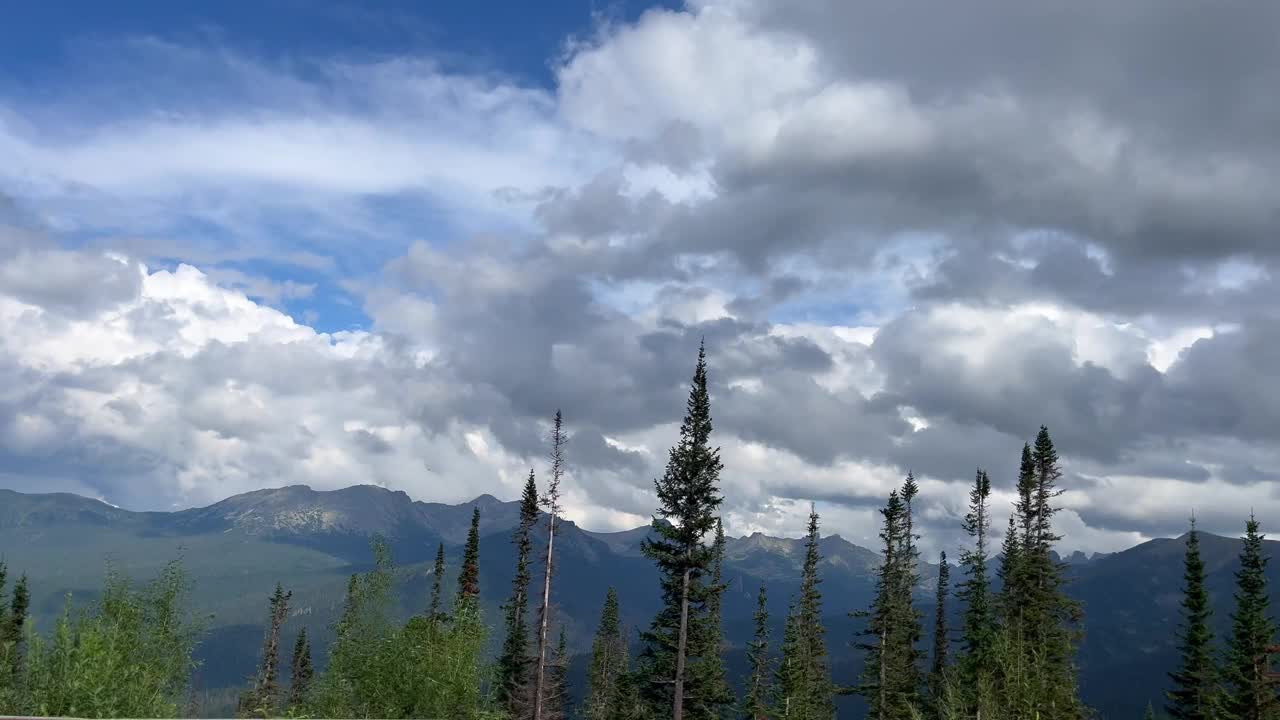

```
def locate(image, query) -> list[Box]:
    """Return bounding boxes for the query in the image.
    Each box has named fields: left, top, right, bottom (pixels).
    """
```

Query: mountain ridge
left=2, top=484, right=1275, bottom=719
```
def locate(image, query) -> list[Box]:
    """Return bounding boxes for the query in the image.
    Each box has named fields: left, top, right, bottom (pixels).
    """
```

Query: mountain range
left=0, top=484, right=1268, bottom=718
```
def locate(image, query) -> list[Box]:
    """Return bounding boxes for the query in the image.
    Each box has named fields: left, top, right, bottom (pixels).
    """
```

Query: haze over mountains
left=0, top=483, right=1269, bottom=718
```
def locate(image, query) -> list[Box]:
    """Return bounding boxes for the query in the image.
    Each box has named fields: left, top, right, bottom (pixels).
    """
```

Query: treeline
left=1, top=345, right=1278, bottom=719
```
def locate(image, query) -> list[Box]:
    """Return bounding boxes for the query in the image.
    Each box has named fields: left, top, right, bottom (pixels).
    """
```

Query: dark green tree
left=743, top=584, right=772, bottom=720
left=857, top=488, right=922, bottom=720
left=958, top=469, right=996, bottom=688
left=637, top=342, right=724, bottom=720
left=238, top=583, right=292, bottom=717
left=999, top=445, right=1036, bottom=628
left=688, top=517, right=733, bottom=720
left=930, top=551, right=950, bottom=712
left=1223, top=515, right=1278, bottom=720
left=498, top=470, right=541, bottom=713
left=429, top=542, right=447, bottom=623
left=1148, top=701, right=1158, bottom=720
left=779, top=505, right=834, bottom=719
left=1166, top=518, right=1221, bottom=720
left=585, top=588, right=628, bottom=720
left=288, top=627, right=313, bottom=709
left=1, top=572, right=28, bottom=679
left=543, top=628, right=571, bottom=720
left=458, top=507, right=482, bottom=604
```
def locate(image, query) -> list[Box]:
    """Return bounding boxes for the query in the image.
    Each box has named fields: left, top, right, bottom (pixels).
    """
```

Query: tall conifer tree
left=688, top=517, right=733, bottom=720
left=288, top=627, right=313, bottom=709
left=780, top=506, right=835, bottom=719
left=2, top=573, right=27, bottom=678
left=498, top=471, right=541, bottom=712
left=637, top=342, right=724, bottom=720
left=858, top=489, right=921, bottom=719
left=429, top=542, right=447, bottom=623
left=743, top=585, right=773, bottom=720
left=930, top=551, right=950, bottom=711
left=585, top=588, right=628, bottom=720
left=1223, top=515, right=1278, bottom=720
left=457, top=507, right=482, bottom=604
left=958, top=469, right=996, bottom=686
left=239, top=583, right=291, bottom=717
left=1166, top=517, right=1220, bottom=720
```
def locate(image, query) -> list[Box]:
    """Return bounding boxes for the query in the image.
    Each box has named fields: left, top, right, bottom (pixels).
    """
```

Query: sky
left=2, top=0, right=1279, bottom=557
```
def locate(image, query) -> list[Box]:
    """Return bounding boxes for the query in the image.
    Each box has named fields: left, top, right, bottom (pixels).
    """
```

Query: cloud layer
left=2, top=0, right=1278, bottom=556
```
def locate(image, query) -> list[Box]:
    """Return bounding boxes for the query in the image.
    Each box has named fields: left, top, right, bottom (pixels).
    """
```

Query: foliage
left=636, top=342, right=724, bottom=720
left=585, top=588, right=628, bottom=720
left=1166, top=520, right=1222, bottom=720
left=497, top=470, right=541, bottom=714
left=6, top=559, right=205, bottom=718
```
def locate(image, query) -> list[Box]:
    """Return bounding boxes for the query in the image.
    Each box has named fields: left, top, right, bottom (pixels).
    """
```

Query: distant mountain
left=0, top=485, right=1271, bottom=719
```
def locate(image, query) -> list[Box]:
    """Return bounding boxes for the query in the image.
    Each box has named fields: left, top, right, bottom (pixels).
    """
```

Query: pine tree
left=2, top=573, right=28, bottom=678
left=1147, top=701, right=1158, bottom=720
left=688, top=517, right=733, bottom=720
left=778, top=599, right=800, bottom=718
left=896, top=475, right=925, bottom=700
left=1223, top=515, right=1278, bottom=720
left=498, top=470, right=541, bottom=713
left=857, top=488, right=922, bottom=720
left=457, top=507, right=482, bottom=605
left=239, top=583, right=292, bottom=717
left=637, top=342, right=724, bottom=720
left=1166, top=517, right=1221, bottom=720
left=743, top=585, right=772, bottom=720
left=585, top=588, right=628, bottom=720
left=288, top=627, right=313, bottom=709
left=429, top=542, right=447, bottom=623
left=543, top=628, right=571, bottom=720
left=780, top=505, right=834, bottom=720
left=534, top=410, right=568, bottom=720
left=958, top=469, right=996, bottom=688
left=930, top=551, right=950, bottom=711
left=999, top=445, right=1036, bottom=628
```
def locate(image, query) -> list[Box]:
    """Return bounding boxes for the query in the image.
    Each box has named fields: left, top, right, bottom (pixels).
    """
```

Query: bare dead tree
left=532, top=410, right=566, bottom=720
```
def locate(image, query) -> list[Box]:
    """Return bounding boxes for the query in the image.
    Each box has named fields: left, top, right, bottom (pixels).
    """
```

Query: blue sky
left=1, top=0, right=673, bottom=334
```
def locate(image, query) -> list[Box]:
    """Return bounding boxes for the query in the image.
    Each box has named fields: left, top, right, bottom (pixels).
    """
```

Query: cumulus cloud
left=2, top=0, right=1279, bottom=555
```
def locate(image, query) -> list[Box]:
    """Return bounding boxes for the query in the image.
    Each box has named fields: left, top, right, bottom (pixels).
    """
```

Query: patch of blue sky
left=1, top=0, right=681, bottom=92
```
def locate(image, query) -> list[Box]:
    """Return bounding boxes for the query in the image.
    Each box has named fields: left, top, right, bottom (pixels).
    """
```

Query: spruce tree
left=2, top=573, right=28, bottom=678
left=534, top=410, right=568, bottom=720
left=958, top=469, right=996, bottom=686
left=930, top=551, right=950, bottom=712
left=999, top=445, right=1036, bottom=628
left=688, top=517, right=733, bottom=720
left=1166, top=518, right=1221, bottom=720
left=1029, top=427, right=1085, bottom=718
left=543, top=628, right=571, bottom=720
left=498, top=470, right=540, bottom=713
left=778, top=599, right=800, bottom=718
left=637, top=342, right=724, bottom=720
left=997, top=514, right=1022, bottom=625
left=429, top=542, right=447, bottom=623
left=288, top=627, right=313, bottom=709
left=1223, top=515, right=1278, bottom=720
left=780, top=505, right=834, bottom=720
left=1147, top=701, right=1158, bottom=720
left=244, top=583, right=291, bottom=716
left=858, top=489, right=921, bottom=720
left=457, top=507, right=482, bottom=604
left=743, top=584, right=772, bottom=720
left=585, top=588, right=628, bottom=720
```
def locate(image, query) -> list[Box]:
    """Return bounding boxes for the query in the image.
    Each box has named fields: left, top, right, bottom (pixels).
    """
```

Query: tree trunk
left=673, top=565, right=692, bottom=720
left=533, top=511, right=557, bottom=720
